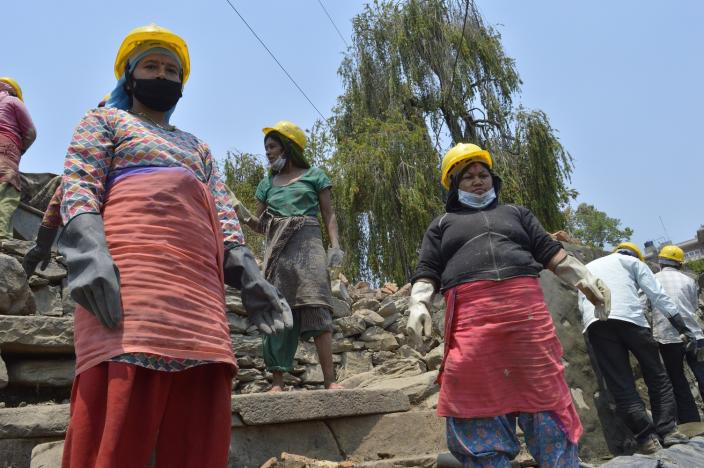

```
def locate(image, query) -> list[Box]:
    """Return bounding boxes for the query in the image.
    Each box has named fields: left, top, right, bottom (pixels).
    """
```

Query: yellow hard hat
left=613, top=242, right=644, bottom=261
left=658, top=245, right=685, bottom=264
left=262, top=121, right=307, bottom=152
left=440, top=143, right=493, bottom=190
left=114, top=23, right=190, bottom=83
left=0, top=77, right=23, bottom=101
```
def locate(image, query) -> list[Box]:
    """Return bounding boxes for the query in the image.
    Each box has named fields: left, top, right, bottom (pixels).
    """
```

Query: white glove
left=406, top=281, right=435, bottom=337
left=554, top=255, right=611, bottom=321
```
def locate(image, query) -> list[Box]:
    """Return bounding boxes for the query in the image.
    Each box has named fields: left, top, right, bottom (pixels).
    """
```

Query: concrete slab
left=231, top=389, right=410, bottom=425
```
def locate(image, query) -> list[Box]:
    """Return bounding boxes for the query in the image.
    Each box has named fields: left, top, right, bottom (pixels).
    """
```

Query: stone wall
left=0, top=237, right=638, bottom=465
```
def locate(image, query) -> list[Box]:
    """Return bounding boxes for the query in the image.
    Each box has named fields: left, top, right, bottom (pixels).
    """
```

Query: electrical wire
left=317, top=0, right=350, bottom=47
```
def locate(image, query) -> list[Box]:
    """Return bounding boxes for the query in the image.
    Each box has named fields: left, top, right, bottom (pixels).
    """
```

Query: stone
left=382, top=282, right=399, bottom=294
left=231, top=389, right=410, bottom=425
left=338, top=351, right=373, bottom=381
left=7, top=359, right=75, bottom=387
left=28, top=275, right=49, bottom=288
left=236, top=368, right=263, bottom=383
left=371, top=351, right=396, bottom=366
left=377, top=299, right=398, bottom=318
left=424, top=344, right=444, bottom=371
left=0, top=254, right=35, bottom=315
left=330, top=297, right=352, bottom=319
left=237, top=354, right=255, bottom=368
left=331, top=279, right=352, bottom=304
left=0, top=316, right=73, bottom=354
left=352, top=298, right=381, bottom=312
left=231, top=335, right=262, bottom=357
left=35, top=261, right=67, bottom=283
left=0, top=404, right=69, bottom=438
left=301, top=364, right=324, bottom=384
left=360, top=326, right=391, bottom=342
left=375, top=358, right=426, bottom=377
left=679, top=422, right=704, bottom=438
left=1, top=238, right=33, bottom=256
left=381, top=312, right=401, bottom=330
left=61, top=293, right=76, bottom=316
left=365, top=371, right=439, bottom=404
left=225, top=293, right=247, bottom=316
left=294, top=341, right=319, bottom=365
left=0, top=354, right=7, bottom=389
left=331, top=338, right=355, bottom=354
left=33, top=286, right=63, bottom=316
left=395, top=344, right=424, bottom=361
left=333, top=316, right=367, bottom=337
left=4, top=438, right=60, bottom=468
left=227, top=313, right=249, bottom=333
left=30, top=440, right=64, bottom=468
left=230, top=421, right=341, bottom=467
left=326, top=410, right=446, bottom=460
left=238, top=380, right=271, bottom=394
left=354, top=309, right=385, bottom=327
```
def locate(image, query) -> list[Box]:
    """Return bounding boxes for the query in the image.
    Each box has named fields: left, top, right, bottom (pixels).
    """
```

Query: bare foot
left=325, top=383, right=344, bottom=390
left=268, top=385, right=284, bottom=393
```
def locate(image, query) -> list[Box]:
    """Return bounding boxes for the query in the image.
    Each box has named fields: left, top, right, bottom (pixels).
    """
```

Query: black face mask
left=131, top=78, right=182, bottom=112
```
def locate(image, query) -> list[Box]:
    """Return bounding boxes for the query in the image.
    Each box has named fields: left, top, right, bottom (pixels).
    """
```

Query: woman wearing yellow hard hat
left=408, top=143, right=611, bottom=466
left=57, top=24, right=291, bottom=467
left=0, top=76, right=36, bottom=239
left=251, top=120, right=344, bottom=391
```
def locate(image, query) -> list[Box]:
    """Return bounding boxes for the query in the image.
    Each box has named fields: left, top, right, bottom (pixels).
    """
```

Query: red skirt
left=436, top=277, right=582, bottom=443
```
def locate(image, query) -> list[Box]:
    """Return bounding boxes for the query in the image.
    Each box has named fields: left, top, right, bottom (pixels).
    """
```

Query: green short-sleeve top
left=255, top=167, right=332, bottom=217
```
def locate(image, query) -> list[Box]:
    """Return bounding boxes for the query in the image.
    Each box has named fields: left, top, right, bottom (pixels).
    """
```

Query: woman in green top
left=253, top=120, right=344, bottom=391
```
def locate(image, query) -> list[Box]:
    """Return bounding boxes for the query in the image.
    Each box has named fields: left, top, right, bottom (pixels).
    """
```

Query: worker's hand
left=327, top=247, right=345, bottom=269
left=22, top=225, right=58, bottom=277
left=58, top=214, right=123, bottom=329
left=224, top=245, right=294, bottom=335
left=579, top=278, right=611, bottom=320
left=406, top=281, right=435, bottom=338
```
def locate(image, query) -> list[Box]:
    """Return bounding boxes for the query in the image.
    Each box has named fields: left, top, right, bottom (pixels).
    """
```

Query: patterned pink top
left=60, top=107, right=244, bottom=246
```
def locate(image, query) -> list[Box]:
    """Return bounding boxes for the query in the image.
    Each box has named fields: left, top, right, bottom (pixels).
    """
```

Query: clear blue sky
left=3, top=1, right=702, bottom=250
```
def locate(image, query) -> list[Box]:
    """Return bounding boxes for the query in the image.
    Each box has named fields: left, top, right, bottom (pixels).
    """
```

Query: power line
left=317, top=0, right=350, bottom=48
left=223, top=0, right=328, bottom=122
left=446, top=0, right=471, bottom=102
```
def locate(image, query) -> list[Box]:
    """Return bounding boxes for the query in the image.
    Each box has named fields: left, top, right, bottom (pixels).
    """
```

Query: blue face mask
left=458, top=187, right=496, bottom=209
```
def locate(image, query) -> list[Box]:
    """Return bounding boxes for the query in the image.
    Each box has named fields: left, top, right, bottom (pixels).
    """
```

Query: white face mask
left=270, top=157, right=286, bottom=172
left=458, top=187, right=496, bottom=209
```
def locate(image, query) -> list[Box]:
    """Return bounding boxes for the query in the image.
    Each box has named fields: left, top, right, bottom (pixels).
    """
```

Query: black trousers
left=686, top=339, right=704, bottom=401
left=659, top=342, right=701, bottom=423
left=587, top=320, right=677, bottom=442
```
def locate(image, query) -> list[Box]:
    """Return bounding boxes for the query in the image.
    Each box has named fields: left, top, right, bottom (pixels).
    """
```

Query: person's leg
left=61, top=362, right=169, bottom=468
left=313, top=331, right=342, bottom=389
left=624, top=324, right=679, bottom=438
left=518, top=412, right=579, bottom=468
left=154, top=364, right=233, bottom=468
left=587, top=321, right=656, bottom=443
left=0, top=182, right=20, bottom=239
left=659, top=342, right=700, bottom=423
left=445, top=415, right=520, bottom=467
left=262, top=310, right=301, bottom=391
left=686, top=339, right=704, bottom=400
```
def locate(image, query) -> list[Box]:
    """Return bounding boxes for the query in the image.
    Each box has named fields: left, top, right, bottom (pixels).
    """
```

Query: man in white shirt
left=651, top=245, right=704, bottom=424
left=579, top=242, right=690, bottom=454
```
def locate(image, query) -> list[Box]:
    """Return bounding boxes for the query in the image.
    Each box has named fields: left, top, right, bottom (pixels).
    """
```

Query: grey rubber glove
left=327, top=247, right=345, bottom=269
left=668, top=313, right=698, bottom=355
left=58, top=213, right=123, bottom=328
left=554, top=255, right=611, bottom=320
left=224, top=245, right=293, bottom=335
left=23, top=224, right=58, bottom=277
left=406, top=281, right=434, bottom=337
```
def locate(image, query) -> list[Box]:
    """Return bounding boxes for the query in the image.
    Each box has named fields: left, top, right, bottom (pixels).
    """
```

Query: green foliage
left=222, top=151, right=267, bottom=258
left=686, top=258, right=704, bottom=275
left=327, top=0, right=575, bottom=283
left=564, top=203, right=633, bottom=249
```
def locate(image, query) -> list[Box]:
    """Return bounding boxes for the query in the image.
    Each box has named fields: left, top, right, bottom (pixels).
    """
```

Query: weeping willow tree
left=323, top=0, right=574, bottom=284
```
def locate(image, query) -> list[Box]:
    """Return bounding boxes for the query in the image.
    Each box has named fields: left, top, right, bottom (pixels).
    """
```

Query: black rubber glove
left=224, top=245, right=293, bottom=334
left=668, top=313, right=698, bottom=354
left=23, top=225, right=59, bottom=277
left=58, top=213, right=123, bottom=328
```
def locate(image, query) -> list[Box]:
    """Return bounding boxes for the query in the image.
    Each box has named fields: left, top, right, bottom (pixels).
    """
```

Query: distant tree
left=222, top=151, right=267, bottom=258
left=324, top=0, right=574, bottom=284
left=564, top=203, right=633, bottom=249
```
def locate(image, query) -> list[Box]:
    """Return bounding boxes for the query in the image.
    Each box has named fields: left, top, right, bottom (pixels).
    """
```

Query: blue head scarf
left=105, top=46, right=182, bottom=122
